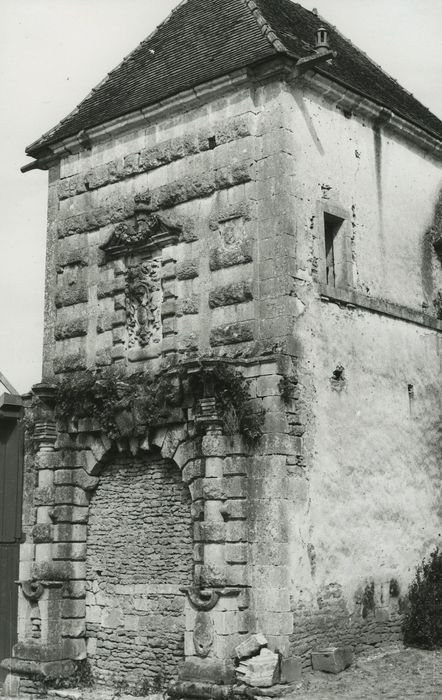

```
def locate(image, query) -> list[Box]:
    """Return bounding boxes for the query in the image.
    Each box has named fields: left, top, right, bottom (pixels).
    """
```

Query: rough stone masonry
left=2, top=0, right=442, bottom=697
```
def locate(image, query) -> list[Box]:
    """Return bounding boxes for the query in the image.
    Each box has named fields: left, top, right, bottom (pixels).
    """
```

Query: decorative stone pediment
left=101, top=191, right=182, bottom=259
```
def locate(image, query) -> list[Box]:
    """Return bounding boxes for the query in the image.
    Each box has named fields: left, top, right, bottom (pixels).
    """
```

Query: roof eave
left=22, top=53, right=442, bottom=174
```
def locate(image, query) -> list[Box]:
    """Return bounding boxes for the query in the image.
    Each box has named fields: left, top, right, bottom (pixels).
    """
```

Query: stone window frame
left=316, top=200, right=354, bottom=289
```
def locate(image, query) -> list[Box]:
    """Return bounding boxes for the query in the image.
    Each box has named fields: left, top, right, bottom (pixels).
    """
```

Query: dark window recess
left=324, top=213, right=344, bottom=287
left=208, top=136, right=217, bottom=150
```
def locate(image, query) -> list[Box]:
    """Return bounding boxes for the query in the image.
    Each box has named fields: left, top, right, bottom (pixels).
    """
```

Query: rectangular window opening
left=324, top=213, right=344, bottom=287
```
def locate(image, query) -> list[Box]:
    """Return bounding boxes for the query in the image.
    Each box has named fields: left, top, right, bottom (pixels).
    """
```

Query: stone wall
left=290, top=583, right=403, bottom=668
left=282, top=79, right=442, bottom=665
left=85, top=454, right=192, bottom=689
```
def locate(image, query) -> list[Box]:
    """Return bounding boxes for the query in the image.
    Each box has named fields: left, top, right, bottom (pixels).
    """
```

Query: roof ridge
left=240, top=0, right=287, bottom=54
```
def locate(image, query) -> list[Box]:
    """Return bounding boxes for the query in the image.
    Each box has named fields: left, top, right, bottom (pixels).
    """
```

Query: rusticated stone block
left=176, top=260, right=199, bottom=280
left=123, top=152, right=140, bottom=175
left=215, top=115, right=252, bottom=144
left=311, top=647, right=353, bottom=674
left=49, top=505, right=89, bottom=524
left=199, top=564, right=228, bottom=587
left=202, top=478, right=226, bottom=500
left=53, top=352, right=87, bottom=374
left=85, top=163, right=111, bottom=190
left=182, top=459, right=204, bottom=484
left=96, top=312, right=114, bottom=334
left=199, top=522, right=226, bottom=543
left=210, top=321, right=254, bottom=346
left=221, top=499, right=248, bottom=520
left=226, top=543, right=247, bottom=564
left=34, top=486, right=55, bottom=507
left=149, top=162, right=252, bottom=211
left=32, top=523, right=54, bottom=543
left=209, top=240, right=253, bottom=271
left=62, top=599, right=86, bottom=618
left=55, top=285, right=88, bottom=308
left=226, top=565, right=248, bottom=587
left=34, top=453, right=61, bottom=470
left=201, top=434, right=228, bottom=457
left=4, top=657, right=76, bottom=680
left=31, top=560, right=72, bottom=581
left=54, top=469, right=99, bottom=492
left=223, top=456, right=249, bottom=476
left=54, top=318, right=88, bottom=340
left=226, top=521, right=248, bottom=542
left=214, top=162, right=251, bottom=190
left=177, top=295, right=200, bottom=315
left=54, top=486, right=89, bottom=507
left=97, top=277, right=125, bottom=299
left=95, top=349, right=112, bottom=368
left=12, top=642, right=61, bottom=663
left=53, top=524, right=87, bottom=542
left=53, top=542, right=87, bottom=561
left=56, top=246, right=88, bottom=269
left=209, top=280, right=253, bottom=308
left=64, top=580, right=86, bottom=598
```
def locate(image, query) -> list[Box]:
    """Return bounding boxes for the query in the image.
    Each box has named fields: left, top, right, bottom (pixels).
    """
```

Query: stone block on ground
left=311, top=646, right=353, bottom=674
left=279, top=656, right=302, bottom=684
left=236, top=648, right=279, bottom=688
left=235, top=633, right=268, bottom=660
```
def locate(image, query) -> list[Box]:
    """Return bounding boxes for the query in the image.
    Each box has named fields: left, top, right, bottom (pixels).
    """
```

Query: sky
left=0, top=0, right=441, bottom=394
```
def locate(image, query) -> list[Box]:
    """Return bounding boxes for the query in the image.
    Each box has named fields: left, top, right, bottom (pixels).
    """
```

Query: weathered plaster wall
left=85, top=454, right=192, bottom=688
left=288, top=82, right=442, bottom=312
left=285, top=81, right=442, bottom=663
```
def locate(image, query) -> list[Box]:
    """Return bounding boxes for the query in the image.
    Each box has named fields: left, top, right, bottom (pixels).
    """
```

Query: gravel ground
left=290, top=645, right=442, bottom=699
left=4, top=646, right=442, bottom=700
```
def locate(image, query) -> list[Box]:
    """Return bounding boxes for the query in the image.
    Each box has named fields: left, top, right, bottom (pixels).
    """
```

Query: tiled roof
left=26, top=0, right=442, bottom=158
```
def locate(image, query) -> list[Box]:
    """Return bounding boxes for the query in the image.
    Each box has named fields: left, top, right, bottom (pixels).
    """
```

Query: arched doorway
left=85, top=450, right=193, bottom=692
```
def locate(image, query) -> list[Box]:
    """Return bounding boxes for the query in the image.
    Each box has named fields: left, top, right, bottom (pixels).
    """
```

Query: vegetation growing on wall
left=403, top=548, right=442, bottom=649
left=55, top=359, right=263, bottom=445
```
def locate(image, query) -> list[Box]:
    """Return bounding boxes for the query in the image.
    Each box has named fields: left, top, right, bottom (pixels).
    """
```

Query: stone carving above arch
left=101, top=190, right=183, bottom=260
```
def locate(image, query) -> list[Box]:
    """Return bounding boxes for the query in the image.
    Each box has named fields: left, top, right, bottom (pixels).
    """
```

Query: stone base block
left=178, top=658, right=236, bottom=684
left=169, top=680, right=232, bottom=700
left=311, top=647, right=353, bottom=674
left=3, top=672, right=21, bottom=697
left=1, top=656, right=75, bottom=680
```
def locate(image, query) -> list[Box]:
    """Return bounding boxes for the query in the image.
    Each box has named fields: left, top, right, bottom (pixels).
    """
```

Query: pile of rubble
left=234, top=634, right=301, bottom=695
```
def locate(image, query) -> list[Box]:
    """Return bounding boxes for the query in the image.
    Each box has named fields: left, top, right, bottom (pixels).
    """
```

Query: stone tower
left=3, top=0, right=442, bottom=696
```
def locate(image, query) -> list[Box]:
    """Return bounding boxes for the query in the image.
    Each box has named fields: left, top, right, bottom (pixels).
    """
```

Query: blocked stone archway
left=3, top=402, right=254, bottom=696
left=86, top=450, right=193, bottom=690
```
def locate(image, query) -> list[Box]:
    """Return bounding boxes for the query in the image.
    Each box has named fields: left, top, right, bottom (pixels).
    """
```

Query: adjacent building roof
left=26, top=0, right=442, bottom=159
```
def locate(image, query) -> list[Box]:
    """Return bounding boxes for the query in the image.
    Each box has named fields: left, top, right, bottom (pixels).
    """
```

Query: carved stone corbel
left=20, top=580, right=44, bottom=602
